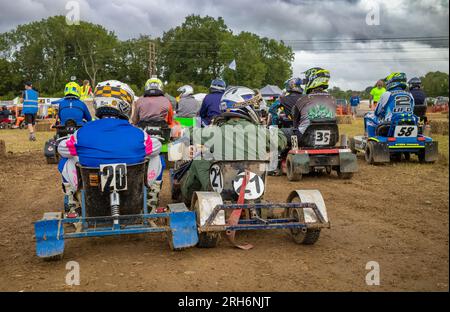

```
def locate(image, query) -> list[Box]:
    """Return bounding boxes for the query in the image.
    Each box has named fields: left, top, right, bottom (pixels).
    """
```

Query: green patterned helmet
left=303, top=67, right=330, bottom=94
left=385, top=72, right=407, bottom=91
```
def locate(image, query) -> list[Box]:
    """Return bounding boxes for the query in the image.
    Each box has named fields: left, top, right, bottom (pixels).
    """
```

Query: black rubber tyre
left=403, top=152, right=411, bottom=161
left=365, top=141, right=375, bottom=164
left=286, top=197, right=321, bottom=245
left=349, top=137, right=357, bottom=154
left=418, top=150, right=435, bottom=164
left=197, top=232, right=221, bottom=248
left=286, top=154, right=302, bottom=182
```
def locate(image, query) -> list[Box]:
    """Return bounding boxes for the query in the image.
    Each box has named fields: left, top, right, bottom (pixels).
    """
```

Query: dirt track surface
left=0, top=151, right=448, bottom=292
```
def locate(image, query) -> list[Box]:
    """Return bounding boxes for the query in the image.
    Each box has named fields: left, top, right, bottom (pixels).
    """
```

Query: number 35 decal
left=100, top=163, right=127, bottom=192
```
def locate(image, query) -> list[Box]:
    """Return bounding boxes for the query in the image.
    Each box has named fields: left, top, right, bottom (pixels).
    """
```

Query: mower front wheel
left=286, top=194, right=321, bottom=245
left=365, top=141, right=375, bottom=164
left=286, top=154, right=302, bottom=182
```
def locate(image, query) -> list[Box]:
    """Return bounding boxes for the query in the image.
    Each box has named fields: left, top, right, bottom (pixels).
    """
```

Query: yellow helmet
left=145, top=77, right=163, bottom=91
left=64, top=82, right=81, bottom=98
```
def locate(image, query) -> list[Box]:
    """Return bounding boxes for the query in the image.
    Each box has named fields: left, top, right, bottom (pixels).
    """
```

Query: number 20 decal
left=100, top=163, right=127, bottom=192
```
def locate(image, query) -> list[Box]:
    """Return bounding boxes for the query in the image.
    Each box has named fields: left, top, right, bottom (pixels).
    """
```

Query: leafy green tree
left=421, top=71, right=449, bottom=97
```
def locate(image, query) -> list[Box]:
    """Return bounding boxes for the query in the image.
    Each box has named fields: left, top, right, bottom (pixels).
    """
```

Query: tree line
left=0, top=15, right=293, bottom=99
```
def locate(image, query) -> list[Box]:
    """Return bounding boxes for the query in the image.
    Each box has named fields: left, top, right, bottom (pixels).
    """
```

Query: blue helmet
left=284, top=77, right=303, bottom=93
left=385, top=72, right=408, bottom=91
left=210, top=79, right=226, bottom=92
left=408, top=77, right=422, bottom=89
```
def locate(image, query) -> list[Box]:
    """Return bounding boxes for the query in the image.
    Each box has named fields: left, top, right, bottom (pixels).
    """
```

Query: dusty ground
left=0, top=124, right=448, bottom=292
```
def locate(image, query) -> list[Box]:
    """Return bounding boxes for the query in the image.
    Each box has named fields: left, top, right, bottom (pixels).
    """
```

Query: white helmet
left=177, top=85, right=194, bottom=97
left=93, top=80, right=135, bottom=120
left=220, top=86, right=262, bottom=124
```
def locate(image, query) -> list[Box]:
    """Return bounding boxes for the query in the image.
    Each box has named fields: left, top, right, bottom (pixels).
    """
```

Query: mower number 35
left=100, top=163, right=128, bottom=192
left=394, top=126, right=418, bottom=138
left=315, top=130, right=331, bottom=145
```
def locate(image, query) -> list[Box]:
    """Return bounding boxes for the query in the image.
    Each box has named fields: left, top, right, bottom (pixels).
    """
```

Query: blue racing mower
left=34, top=161, right=199, bottom=260
left=350, top=112, right=438, bottom=164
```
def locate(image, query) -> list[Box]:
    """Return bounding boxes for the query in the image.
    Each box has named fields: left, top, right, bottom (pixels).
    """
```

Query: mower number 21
left=100, top=163, right=128, bottom=192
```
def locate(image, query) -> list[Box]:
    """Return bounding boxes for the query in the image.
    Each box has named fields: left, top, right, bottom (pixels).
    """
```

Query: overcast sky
left=0, top=0, right=448, bottom=90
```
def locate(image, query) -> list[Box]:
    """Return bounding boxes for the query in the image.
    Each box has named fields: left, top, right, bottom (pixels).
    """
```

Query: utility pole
left=148, top=40, right=156, bottom=78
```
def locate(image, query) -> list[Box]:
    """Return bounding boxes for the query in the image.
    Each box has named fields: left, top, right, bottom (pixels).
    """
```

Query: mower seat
left=77, top=162, right=148, bottom=218
left=299, top=119, right=339, bottom=148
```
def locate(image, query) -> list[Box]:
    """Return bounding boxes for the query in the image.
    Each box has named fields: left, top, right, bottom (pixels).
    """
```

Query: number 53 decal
left=100, top=163, right=127, bottom=192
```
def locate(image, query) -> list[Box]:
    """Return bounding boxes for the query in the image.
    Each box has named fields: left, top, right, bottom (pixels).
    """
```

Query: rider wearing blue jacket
left=365, top=72, right=415, bottom=137
left=58, top=80, right=162, bottom=217
left=199, top=79, right=226, bottom=126
left=53, top=82, right=92, bottom=126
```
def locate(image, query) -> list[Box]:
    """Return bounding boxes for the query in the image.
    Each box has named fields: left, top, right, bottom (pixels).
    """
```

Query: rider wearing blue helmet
left=279, top=77, right=304, bottom=118
left=199, top=79, right=226, bottom=126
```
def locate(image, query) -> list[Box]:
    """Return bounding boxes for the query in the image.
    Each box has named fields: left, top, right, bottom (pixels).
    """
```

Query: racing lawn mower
left=283, top=119, right=358, bottom=181
left=171, top=159, right=330, bottom=249
left=137, top=117, right=172, bottom=158
left=44, top=119, right=81, bottom=164
left=34, top=160, right=198, bottom=260
left=350, top=112, right=438, bottom=164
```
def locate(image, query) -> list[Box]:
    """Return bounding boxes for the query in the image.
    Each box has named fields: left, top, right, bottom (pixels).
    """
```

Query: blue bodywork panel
left=35, top=219, right=65, bottom=258
left=169, top=211, right=199, bottom=249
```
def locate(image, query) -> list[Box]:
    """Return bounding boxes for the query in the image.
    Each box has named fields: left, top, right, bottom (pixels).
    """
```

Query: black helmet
left=408, top=77, right=422, bottom=89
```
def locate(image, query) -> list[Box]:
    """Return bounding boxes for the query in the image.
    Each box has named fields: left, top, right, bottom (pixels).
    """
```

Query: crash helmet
left=93, top=80, right=135, bottom=120
left=220, top=86, right=262, bottom=124
left=385, top=72, right=408, bottom=91
left=303, top=67, right=330, bottom=94
left=284, top=77, right=303, bottom=93
left=177, top=85, right=194, bottom=97
left=210, top=79, right=226, bottom=92
left=64, top=82, right=81, bottom=98
left=408, top=77, right=422, bottom=90
left=144, top=77, right=164, bottom=91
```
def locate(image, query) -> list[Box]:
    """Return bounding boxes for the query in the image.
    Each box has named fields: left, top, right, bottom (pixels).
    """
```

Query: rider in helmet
left=57, top=80, right=162, bottom=217
left=178, top=86, right=287, bottom=205
left=289, top=67, right=336, bottom=140
left=374, top=72, right=413, bottom=121
left=279, top=77, right=304, bottom=118
left=408, top=77, right=427, bottom=123
left=52, top=81, right=92, bottom=126
left=132, top=77, right=174, bottom=127
left=176, top=85, right=200, bottom=117
left=199, top=79, right=226, bottom=126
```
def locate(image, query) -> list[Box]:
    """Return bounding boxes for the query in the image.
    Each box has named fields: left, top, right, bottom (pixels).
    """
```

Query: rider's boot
left=147, top=180, right=162, bottom=213
left=62, top=182, right=80, bottom=218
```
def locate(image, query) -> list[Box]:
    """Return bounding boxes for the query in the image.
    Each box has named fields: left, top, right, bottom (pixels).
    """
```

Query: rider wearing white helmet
left=178, top=86, right=287, bottom=205
left=57, top=80, right=162, bottom=216
left=176, top=85, right=200, bottom=117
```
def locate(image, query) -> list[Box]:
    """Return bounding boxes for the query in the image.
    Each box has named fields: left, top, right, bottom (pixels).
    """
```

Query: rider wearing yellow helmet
left=52, top=80, right=92, bottom=126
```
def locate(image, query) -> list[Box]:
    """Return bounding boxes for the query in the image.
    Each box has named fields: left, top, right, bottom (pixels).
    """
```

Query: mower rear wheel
left=286, top=196, right=321, bottom=245
left=286, top=154, right=302, bottom=181
left=365, top=141, right=375, bottom=164
left=193, top=198, right=220, bottom=248
left=349, top=137, right=357, bottom=154
left=46, top=156, right=58, bottom=164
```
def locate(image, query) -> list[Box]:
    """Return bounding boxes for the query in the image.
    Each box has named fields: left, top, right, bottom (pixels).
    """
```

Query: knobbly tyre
left=44, top=119, right=81, bottom=164
left=283, top=118, right=358, bottom=181
left=34, top=159, right=198, bottom=260
left=350, top=112, right=438, bottom=164
left=169, top=144, right=330, bottom=249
